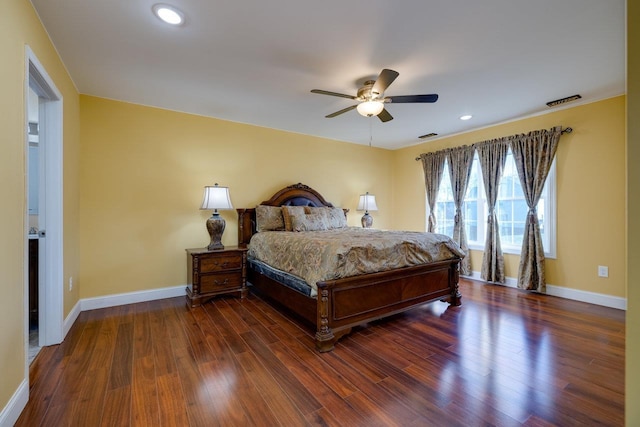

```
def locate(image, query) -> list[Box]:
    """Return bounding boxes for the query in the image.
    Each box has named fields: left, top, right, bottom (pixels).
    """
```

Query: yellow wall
left=0, top=0, right=80, bottom=415
left=78, top=95, right=393, bottom=298
left=392, top=96, right=626, bottom=298
left=1, top=0, right=633, bottom=420
left=626, top=0, right=639, bottom=424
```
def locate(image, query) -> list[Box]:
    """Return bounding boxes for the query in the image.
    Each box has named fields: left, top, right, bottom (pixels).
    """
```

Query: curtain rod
left=414, top=127, right=573, bottom=161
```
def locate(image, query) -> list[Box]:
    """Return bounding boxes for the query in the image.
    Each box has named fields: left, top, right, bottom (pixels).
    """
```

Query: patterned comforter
left=248, top=227, right=465, bottom=297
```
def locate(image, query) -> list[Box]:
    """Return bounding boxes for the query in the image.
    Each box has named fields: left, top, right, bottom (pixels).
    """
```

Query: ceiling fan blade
left=387, top=94, right=439, bottom=103
left=377, top=108, right=393, bottom=122
left=311, top=89, right=357, bottom=100
left=372, top=69, right=399, bottom=96
left=326, top=105, right=358, bottom=118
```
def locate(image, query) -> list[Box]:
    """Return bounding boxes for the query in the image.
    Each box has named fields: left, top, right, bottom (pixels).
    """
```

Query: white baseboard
left=0, top=379, right=28, bottom=427
left=464, top=271, right=627, bottom=310
left=80, top=285, right=186, bottom=311
left=64, top=300, right=81, bottom=338
left=545, top=284, right=627, bottom=310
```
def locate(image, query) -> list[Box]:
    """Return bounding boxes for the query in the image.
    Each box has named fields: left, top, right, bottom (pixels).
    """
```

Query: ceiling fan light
left=357, top=101, right=384, bottom=117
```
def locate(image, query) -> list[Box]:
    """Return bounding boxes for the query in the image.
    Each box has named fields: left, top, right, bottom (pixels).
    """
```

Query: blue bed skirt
left=247, top=257, right=314, bottom=297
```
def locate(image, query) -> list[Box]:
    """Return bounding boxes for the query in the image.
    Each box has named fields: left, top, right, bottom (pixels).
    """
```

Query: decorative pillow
left=255, top=205, right=285, bottom=232
left=281, top=206, right=307, bottom=231
left=305, top=206, right=348, bottom=229
left=290, top=213, right=328, bottom=232
left=324, top=207, right=348, bottom=229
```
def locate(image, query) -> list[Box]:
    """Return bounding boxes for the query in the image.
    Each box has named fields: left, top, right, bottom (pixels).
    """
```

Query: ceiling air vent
left=546, top=94, right=581, bottom=108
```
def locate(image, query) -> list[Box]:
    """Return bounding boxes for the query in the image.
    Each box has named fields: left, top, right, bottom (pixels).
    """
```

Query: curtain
left=446, top=145, right=475, bottom=275
left=420, top=151, right=447, bottom=232
left=475, top=138, right=509, bottom=283
left=510, top=126, right=561, bottom=291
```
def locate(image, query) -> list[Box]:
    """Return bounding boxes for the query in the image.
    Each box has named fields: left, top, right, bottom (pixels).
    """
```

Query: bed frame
left=237, top=183, right=461, bottom=352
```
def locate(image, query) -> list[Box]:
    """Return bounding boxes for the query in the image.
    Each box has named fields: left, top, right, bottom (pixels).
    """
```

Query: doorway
left=25, top=47, right=64, bottom=370
left=27, top=86, right=41, bottom=363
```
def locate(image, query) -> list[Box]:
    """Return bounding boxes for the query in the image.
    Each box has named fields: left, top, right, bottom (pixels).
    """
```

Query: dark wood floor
left=16, top=279, right=625, bottom=426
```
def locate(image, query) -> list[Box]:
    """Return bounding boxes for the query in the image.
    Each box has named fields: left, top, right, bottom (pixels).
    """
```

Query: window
left=433, top=159, right=455, bottom=237
left=431, top=150, right=556, bottom=258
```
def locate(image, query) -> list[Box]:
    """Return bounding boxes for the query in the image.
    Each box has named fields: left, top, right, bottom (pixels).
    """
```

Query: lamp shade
left=356, top=101, right=384, bottom=117
left=200, top=183, right=233, bottom=211
left=357, top=192, right=378, bottom=212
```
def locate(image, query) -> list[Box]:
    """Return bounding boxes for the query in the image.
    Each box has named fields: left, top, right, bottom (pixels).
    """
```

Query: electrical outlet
left=598, top=266, right=609, bottom=278
left=69, top=277, right=73, bottom=291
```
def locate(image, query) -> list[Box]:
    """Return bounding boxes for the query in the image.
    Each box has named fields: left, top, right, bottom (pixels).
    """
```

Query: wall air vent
left=418, top=133, right=438, bottom=139
left=546, top=94, right=582, bottom=108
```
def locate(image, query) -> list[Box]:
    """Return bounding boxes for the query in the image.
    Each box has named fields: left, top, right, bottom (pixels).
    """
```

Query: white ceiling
left=30, top=0, right=625, bottom=150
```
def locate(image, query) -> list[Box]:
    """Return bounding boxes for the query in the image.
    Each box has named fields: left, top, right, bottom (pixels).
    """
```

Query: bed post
left=315, top=287, right=336, bottom=352
left=450, top=261, right=462, bottom=306
left=236, top=208, right=255, bottom=247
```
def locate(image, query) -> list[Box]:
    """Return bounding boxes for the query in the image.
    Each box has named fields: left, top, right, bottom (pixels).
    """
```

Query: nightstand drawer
left=200, top=253, right=243, bottom=272
left=200, top=272, right=243, bottom=293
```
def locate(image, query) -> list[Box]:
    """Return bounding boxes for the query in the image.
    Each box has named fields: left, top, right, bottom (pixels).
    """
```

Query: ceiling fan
left=311, top=69, right=438, bottom=122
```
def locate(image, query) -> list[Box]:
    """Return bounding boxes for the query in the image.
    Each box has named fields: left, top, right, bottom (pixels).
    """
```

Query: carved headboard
left=237, top=183, right=347, bottom=246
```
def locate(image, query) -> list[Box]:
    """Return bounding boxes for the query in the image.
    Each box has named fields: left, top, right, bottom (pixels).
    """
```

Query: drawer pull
left=213, top=279, right=229, bottom=286
left=214, top=261, right=229, bottom=268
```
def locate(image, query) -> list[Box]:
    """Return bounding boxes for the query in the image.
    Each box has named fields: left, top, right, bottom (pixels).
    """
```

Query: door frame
left=24, top=46, right=64, bottom=366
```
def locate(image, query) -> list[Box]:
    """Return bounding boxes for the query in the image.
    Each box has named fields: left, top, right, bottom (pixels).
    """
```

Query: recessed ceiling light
left=152, top=4, right=184, bottom=25
left=460, top=115, right=473, bottom=121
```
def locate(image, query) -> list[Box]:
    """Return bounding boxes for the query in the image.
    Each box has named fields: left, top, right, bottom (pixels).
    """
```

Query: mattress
left=248, top=227, right=465, bottom=297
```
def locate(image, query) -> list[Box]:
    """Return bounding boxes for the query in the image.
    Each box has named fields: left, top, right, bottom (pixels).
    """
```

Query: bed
left=237, top=183, right=463, bottom=352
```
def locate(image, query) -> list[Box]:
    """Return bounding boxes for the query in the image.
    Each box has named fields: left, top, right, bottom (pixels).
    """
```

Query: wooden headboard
left=237, top=183, right=347, bottom=246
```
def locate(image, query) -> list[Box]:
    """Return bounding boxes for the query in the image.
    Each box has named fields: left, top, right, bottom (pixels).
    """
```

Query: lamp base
left=361, top=212, right=373, bottom=228
left=206, top=213, right=225, bottom=250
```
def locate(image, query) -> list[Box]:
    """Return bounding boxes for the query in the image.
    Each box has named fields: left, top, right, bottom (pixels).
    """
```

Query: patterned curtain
left=510, top=126, right=561, bottom=291
left=420, top=151, right=447, bottom=232
left=475, top=138, right=510, bottom=283
left=446, top=145, right=475, bottom=275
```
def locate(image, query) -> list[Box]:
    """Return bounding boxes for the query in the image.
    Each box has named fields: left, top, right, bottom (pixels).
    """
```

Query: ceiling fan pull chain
left=369, top=116, right=373, bottom=148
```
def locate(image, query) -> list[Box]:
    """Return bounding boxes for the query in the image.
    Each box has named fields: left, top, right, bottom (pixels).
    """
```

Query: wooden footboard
left=249, top=257, right=461, bottom=352
left=316, top=259, right=460, bottom=351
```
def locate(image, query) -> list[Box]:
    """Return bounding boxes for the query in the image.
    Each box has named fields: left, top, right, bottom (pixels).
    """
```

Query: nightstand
left=186, top=246, right=248, bottom=308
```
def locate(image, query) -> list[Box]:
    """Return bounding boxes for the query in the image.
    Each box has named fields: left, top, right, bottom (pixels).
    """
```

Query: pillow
left=305, top=206, right=348, bottom=229
left=290, top=213, right=328, bottom=232
left=255, top=205, right=285, bottom=232
left=323, top=207, right=348, bottom=229
left=281, top=206, right=307, bottom=231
